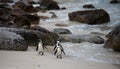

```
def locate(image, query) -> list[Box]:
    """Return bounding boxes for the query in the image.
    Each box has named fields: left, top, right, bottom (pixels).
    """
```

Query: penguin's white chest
left=38, top=43, right=43, bottom=52
left=56, top=48, right=62, bottom=55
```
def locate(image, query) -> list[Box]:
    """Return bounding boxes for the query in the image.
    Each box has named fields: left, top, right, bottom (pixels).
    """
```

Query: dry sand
left=0, top=46, right=119, bottom=69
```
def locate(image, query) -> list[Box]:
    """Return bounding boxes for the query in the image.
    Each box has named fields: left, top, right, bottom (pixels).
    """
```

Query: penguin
left=36, top=39, right=44, bottom=55
left=54, top=41, right=65, bottom=59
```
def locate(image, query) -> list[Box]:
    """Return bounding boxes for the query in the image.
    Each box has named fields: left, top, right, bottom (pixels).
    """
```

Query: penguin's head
left=38, top=39, right=42, bottom=42
left=57, top=40, right=60, bottom=43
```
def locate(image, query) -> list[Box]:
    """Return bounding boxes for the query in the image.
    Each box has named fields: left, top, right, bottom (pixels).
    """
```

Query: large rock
left=0, top=31, right=28, bottom=51
left=0, top=27, right=58, bottom=46
left=59, top=34, right=104, bottom=44
left=0, top=0, right=13, bottom=3
left=51, top=28, right=72, bottom=34
left=13, top=15, right=30, bottom=27
left=30, top=26, right=59, bottom=44
left=83, top=4, right=95, bottom=8
left=104, top=24, right=120, bottom=52
left=10, top=8, right=26, bottom=16
left=0, top=4, right=14, bottom=27
left=0, top=2, right=39, bottom=28
left=0, top=17, right=12, bottom=27
left=23, top=14, right=40, bottom=25
left=68, top=9, right=110, bottom=24
left=110, top=0, right=120, bottom=4
left=13, top=14, right=40, bottom=29
left=40, top=0, right=60, bottom=10
left=14, top=1, right=27, bottom=10
left=14, top=1, right=39, bottom=13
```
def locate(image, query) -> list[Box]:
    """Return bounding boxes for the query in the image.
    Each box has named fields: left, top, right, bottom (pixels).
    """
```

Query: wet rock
left=14, top=1, right=27, bottom=10
left=59, top=34, right=104, bottom=44
left=0, top=18, right=12, bottom=27
left=110, top=0, right=120, bottom=4
left=29, top=1, right=40, bottom=4
left=0, top=27, right=57, bottom=46
left=68, top=9, right=110, bottom=24
left=0, top=4, right=11, bottom=18
left=23, top=14, right=40, bottom=25
left=13, top=15, right=31, bottom=29
left=0, top=30, right=28, bottom=51
left=13, top=14, right=40, bottom=29
left=14, top=1, right=39, bottom=13
left=83, top=4, right=95, bottom=8
left=49, top=12, right=57, bottom=18
left=0, top=0, right=13, bottom=3
left=61, top=7, right=66, bottom=10
left=10, top=8, right=26, bottom=16
left=30, top=26, right=59, bottom=44
left=0, top=3, right=12, bottom=9
left=51, top=28, right=72, bottom=34
left=40, top=0, right=60, bottom=10
left=104, top=24, right=120, bottom=52
left=47, top=1, right=60, bottom=10
left=0, top=6, right=13, bottom=27
left=24, top=4, right=39, bottom=13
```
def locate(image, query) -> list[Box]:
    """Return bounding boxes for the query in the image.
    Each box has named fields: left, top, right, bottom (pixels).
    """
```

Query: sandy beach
left=0, top=0, right=120, bottom=69
left=0, top=46, right=119, bottom=69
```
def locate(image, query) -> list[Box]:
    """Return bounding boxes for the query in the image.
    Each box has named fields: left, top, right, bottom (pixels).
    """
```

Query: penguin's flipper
left=62, top=49, right=66, bottom=55
left=53, top=45, right=56, bottom=51
left=36, top=46, right=38, bottom=51
left=54, top=50, right=57, bottom=55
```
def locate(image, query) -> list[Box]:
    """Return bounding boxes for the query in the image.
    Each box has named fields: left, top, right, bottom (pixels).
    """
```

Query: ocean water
left=39, top=0, right=120, bottom=64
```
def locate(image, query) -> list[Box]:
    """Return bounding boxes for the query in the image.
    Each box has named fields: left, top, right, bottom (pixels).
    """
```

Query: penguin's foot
left=57, top=55, right=62, bottom=59
left=39, top=52, right=44, bottom=55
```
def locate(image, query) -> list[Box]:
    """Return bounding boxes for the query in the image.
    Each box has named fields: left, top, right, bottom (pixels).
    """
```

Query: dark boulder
left=10, top=8, right=26, bottom=16
left=14, top=1, right=38, bottom=13
left=0, top=0, right=13, bottom=3
left=47, top=1, right=60, bottom=10
left=51, top=28, right=72, bottom=34
left=104, top=24, right=120, bottom=52
left=110, top=0, right=120, bottom=4
left=0, top=3, right=12, bottom=9
left=13, top=15, right=31, bottom=29
left=13, top=14, right=40, bottom=29
left=0, top=7, right=13, bottom=27
left=0, top=30, right=28, bottom=51
left=0, top=18, right=13, bottom=27
left=30, top=26, right=59, bottom=43
left=0, top=5, right=11, bottom=18
left=61, top=7, right=66, bottom=10
left=83, top=4, right=95, bottom=8
left=40, top=0, right=60, bottom=10
left=59, top=34, right=104, bottom=44
left=23, top=14, right=40, bottom=25
left=0, top=27, right=57, bottom=46
left=14, top=2, right=27, bottom=10
left=28, top=1, right=40, bottom=4
left=24, top=4, right=39, bottom=13
left=68, top=9, right=110, bottom=24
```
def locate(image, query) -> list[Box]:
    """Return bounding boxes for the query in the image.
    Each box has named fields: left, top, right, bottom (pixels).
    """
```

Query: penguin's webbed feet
left=57, top=55, right=62, bottom=59
left=39, top=52, right=44, bottom=55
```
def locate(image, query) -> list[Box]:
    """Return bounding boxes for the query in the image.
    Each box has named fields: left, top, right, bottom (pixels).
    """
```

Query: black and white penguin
left=54, top=41, right=65, bottom=59
left=36, top=39, right=44, bottom=55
